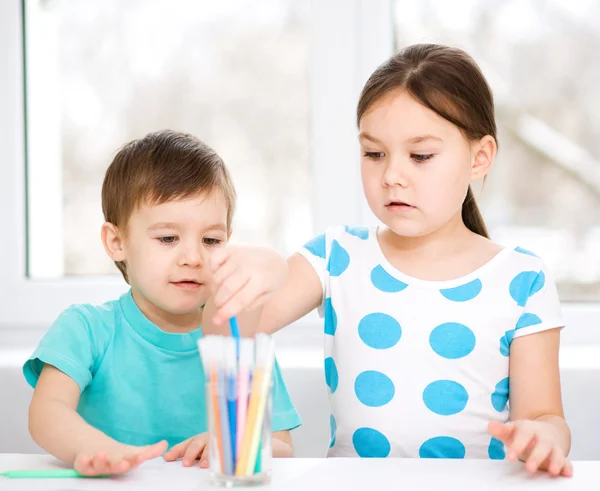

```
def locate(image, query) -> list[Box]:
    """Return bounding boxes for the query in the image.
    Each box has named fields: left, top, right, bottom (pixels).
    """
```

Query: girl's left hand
left=488, top=420, right=573, bottom=477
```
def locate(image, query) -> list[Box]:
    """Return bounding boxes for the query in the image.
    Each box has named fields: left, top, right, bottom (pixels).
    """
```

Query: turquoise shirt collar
left=119, top=290, right=203, bottom=352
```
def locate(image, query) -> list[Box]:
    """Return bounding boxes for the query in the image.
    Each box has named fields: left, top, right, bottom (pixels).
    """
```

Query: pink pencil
left=236, top=339, right=253, bottom=459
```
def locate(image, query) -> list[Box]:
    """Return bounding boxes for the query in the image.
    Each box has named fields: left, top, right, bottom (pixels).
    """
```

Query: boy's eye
left=411, top=153, right=434, bottom=163
left=158, top=236, right=178, bottom=244
left=364, top=151, right=385, bottom=161
left=203, top=238, right=223, bottom=246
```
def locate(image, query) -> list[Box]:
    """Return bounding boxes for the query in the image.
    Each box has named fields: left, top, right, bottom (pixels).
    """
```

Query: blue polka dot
left=329, top=414, right=336, bottom=448
left=516, top=313, right=542, bottom=330
left=491, top=378, right=509, bottom=412
left=304, top=233, right=325, bottom=259
left=515, top=246, right=538, bottom=257
left=499, top=330, right=515, bottom=357
left=440, top=279, right=482, bottom=302
left=488, top=437, right=505, bottom=460
left=355, top=371, right=395, bottom=407
left=419, top=437, right=465, bottom=459
left=422, top=380, right=469, bottom=416
left=324, top=357, right=338, bottom=393
left=327, top=240, right=350, bottom=277
left=324, top=298, right=337, bottom=336
left=352, top=428, right=391, bottom=458
left=345, top=226, right=369, bottom=240
left=370, top=265, right=408, bottom=293
left=429, top=322, right=476, bottom=359
left=509, top=271, right=545, bottom=306
left=358, top=313, right=402, bottom=349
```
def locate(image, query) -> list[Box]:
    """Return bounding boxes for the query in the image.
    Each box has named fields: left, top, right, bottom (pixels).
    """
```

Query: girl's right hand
left=74, top=440, right=168, bottom=476
left=163, top=433, right=210, bottom=468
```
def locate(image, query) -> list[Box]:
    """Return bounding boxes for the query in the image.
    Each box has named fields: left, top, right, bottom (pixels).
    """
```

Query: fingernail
left=200, top=460, right=208, bottom=468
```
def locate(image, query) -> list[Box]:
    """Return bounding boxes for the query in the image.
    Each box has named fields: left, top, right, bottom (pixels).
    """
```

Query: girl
left=210, top=44, right=572, bottom=477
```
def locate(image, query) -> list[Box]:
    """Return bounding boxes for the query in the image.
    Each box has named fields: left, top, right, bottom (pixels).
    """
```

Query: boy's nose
left=179, top=245, right=205, bottom=268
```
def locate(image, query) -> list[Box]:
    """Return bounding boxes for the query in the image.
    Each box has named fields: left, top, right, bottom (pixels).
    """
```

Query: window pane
left=27, top=0, right=311, bottom=276
left=394, top=0, right=600, bottom=301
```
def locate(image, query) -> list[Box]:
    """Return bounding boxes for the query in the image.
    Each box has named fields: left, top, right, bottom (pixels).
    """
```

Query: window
left=25, top=0, right=311, bottom=278
left=393, top=0, right=600, bottom=302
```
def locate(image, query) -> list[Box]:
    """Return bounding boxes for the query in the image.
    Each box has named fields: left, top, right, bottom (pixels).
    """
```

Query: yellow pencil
left=235, top=335, right=275, bottom=476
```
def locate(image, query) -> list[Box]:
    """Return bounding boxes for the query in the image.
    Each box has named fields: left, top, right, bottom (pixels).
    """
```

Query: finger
left=546, top=446, right=566, bottom=477
left=213, top=268, right=250, bottom=310
left=488, top=421, right=515, bottom=444
left=183, top=439, right=207, bottom=467
left=507, top=428, right=535, bottom=462
left=142, top=440, right=168, bottom=460
left=561, top=459, right=573, bottom=478
left=209, top=247, right=233, bottom=273
left=91, top=452, right=109, bottom=475
left=164, top=440, right=189, bottom=461
left=215, top=278, right=262, bottom=324
left=199, top=445, right=209, bottom=469
left=524, top=440, right=553, bottom=474
left=108, top=458, right=131, bottom=475
left=211, top=254, right=240, bottom=290
left=74, top=455, right=94, bottom=476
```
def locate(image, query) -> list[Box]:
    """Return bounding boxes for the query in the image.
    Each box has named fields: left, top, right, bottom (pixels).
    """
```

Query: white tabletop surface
left=0, top=454, right=597, bottom=491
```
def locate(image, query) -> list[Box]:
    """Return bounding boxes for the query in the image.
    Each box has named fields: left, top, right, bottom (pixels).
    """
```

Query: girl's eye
left=158, top=236, right=178, bottom=245
left=203, top=238, right=223, bottom=246
left=364, top=151, right=385, bottom=161
left=411, top=153, right=434, bottom=163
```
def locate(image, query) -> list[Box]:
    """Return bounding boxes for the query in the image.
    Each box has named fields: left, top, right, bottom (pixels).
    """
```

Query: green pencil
left=0, top=469, right=107, bottom=479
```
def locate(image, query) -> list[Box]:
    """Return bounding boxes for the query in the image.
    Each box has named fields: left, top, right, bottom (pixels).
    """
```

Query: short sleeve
left=513, top=262, right=564, bottom=339
left=23, top=306, right=96, bottom=392
left=270, top=358, right=302, bottom=432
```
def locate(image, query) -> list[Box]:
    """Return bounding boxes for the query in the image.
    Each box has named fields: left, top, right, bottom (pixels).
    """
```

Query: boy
left=24, top=130, right=301, bottom=476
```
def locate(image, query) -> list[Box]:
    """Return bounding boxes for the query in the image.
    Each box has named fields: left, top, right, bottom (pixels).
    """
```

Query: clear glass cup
left=206, top=375, right=273, bottom=487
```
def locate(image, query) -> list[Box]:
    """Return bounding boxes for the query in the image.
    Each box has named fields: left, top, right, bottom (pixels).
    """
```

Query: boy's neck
left=131, top=288, right=203, bottom=334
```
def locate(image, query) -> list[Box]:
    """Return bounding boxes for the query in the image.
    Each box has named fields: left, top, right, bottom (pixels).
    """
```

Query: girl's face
left=359, top=89, right=494, bottom=238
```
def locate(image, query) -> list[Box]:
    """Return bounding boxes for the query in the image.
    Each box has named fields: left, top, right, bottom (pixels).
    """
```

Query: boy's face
left=111, top=190, right=229, bottom=317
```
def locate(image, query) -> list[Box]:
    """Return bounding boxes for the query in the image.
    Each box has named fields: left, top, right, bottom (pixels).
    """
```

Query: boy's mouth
left=171, top=279, right=203, bottom=290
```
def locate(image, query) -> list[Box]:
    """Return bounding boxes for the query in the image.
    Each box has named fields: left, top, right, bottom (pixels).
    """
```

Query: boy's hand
left=209, top=245, right=287, bottom=326
left=488, top=420, right=573, bottom=477
left=163, top=434, right=210, bottom=468
left=74, top=440, right=168, bottom=476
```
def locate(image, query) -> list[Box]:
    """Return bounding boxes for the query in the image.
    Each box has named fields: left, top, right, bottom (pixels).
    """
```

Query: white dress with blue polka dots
left=298, top=226, right=564, bottom=460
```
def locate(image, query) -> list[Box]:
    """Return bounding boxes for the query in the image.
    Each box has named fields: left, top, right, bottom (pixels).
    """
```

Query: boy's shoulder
left=58, top=294, right=125, bottom=332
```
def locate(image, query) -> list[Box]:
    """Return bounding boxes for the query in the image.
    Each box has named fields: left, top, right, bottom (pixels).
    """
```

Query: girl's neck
left=379, top=212, right=475, bottom=259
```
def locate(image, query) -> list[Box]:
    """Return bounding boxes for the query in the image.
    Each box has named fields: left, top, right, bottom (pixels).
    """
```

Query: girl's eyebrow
left=358, top=132, right=382, bottom=144
left=406, top=135, right=443, bottom=144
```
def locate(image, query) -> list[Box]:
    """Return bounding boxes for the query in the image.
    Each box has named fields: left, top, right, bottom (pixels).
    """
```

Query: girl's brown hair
left=357, top=43, right=497, bottom=238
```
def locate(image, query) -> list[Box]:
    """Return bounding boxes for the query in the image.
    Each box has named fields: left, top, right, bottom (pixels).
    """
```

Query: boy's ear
left=101, top=222, right=126, bottom=262
left=470, top=135, right=497, bottom=181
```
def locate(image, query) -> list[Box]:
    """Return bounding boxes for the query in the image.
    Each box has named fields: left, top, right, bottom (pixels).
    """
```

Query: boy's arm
left=29, top=364, right=166, bottom=474
left=272, top=430, right=294, bottom=458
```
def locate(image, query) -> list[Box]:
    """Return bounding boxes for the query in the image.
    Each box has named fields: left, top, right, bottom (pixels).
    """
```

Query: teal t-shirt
left=23, top=291, right=302, bottom=448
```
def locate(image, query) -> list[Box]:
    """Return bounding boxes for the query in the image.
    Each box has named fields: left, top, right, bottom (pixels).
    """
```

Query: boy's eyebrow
left=206, top=223, right=227, bottom=232
left=148, top=222, right=180, bottom=230
left=406, top=134, right=443, bottom=144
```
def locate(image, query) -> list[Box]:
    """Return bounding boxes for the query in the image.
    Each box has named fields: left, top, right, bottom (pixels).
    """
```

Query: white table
left=0, top=454, right=597, bottom=490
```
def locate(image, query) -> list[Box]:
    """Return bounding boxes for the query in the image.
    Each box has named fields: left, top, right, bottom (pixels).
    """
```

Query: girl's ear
left=101, top=222, right=126, bottom=262
left=471, top=135, right=497, bottom=181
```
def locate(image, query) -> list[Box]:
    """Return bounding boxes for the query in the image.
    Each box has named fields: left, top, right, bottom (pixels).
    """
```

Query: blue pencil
left=218, top=367, right=233, bottom=475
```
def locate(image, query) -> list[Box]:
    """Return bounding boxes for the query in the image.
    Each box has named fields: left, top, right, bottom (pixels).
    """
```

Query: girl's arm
left=488, top=328, right=572, bottom=477
left=29, top=364, right=167, bottom=475
left=257, top=253, right=324, bottom=334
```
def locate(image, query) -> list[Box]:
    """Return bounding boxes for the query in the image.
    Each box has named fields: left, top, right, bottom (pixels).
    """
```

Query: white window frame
left=1, top=0, right=599, bottom=340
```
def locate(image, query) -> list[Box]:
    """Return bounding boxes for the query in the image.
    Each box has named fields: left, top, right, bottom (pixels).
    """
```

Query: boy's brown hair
left=101, top=130, right=236, bottom=282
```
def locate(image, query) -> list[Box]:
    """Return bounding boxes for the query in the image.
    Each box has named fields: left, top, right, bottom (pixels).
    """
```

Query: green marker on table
left=0, top=469, right=107, bottom=479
